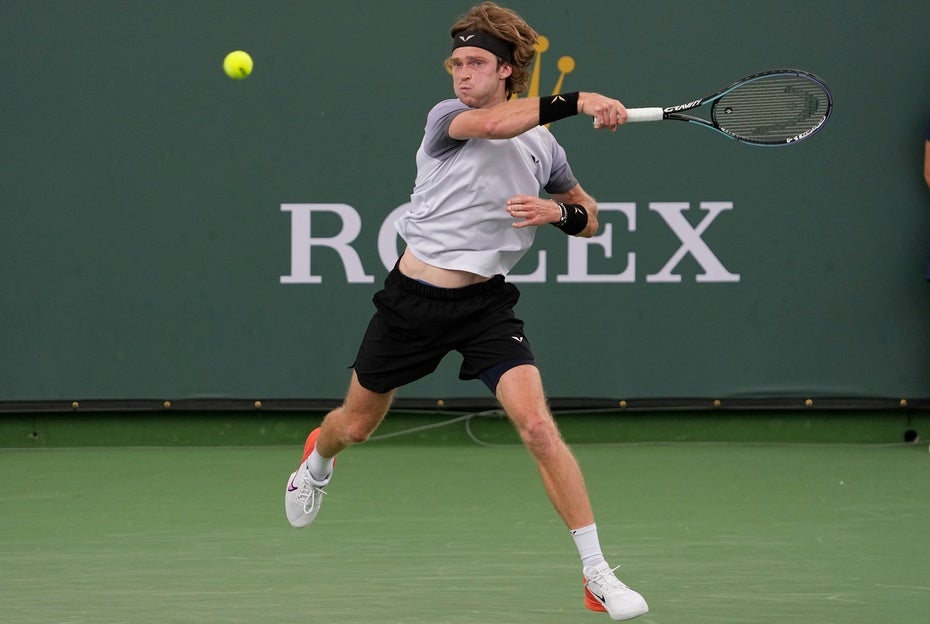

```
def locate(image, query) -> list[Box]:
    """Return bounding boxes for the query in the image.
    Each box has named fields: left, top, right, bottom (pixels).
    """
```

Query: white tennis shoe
left=583, top=562, right=649, bottom=620
left=285, top=465, right=330, bottom=528
left=285, top=427, right=334, bottom=528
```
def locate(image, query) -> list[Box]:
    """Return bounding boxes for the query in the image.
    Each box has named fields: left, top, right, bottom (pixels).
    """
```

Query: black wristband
left=539, top=92, right=579, bottom=125
left=553, top=203, right=588, bottom=235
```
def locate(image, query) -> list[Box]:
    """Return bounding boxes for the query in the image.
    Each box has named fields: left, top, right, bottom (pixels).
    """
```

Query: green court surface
left=1, top=439, right=928, bottom=623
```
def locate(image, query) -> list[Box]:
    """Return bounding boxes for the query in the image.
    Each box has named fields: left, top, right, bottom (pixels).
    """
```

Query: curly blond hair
left=450, top=2, right=538, bottom=98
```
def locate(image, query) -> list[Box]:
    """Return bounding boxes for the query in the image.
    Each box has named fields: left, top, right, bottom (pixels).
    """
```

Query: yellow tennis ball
left=223, top=50, right=253, bottom=79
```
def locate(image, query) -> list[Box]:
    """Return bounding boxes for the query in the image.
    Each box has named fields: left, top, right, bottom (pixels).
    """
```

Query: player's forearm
left=452, top=97, right=545, bottom=140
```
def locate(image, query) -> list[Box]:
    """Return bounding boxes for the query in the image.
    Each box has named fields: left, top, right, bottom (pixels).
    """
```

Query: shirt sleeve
left=543, top=137, right=578, bottom=194
left=422, top=99, right=471, bottom=160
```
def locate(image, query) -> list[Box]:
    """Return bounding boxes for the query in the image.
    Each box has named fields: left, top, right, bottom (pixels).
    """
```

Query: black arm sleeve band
left=553, top=203, right=588, bottom=235
left=539, top=92, right=579, bottom=125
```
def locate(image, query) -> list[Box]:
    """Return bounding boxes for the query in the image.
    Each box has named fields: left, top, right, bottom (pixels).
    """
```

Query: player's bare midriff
left=398, top=248, right=492, bottom=289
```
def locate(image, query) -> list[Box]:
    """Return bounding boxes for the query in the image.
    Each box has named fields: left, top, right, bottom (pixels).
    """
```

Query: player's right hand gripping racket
left=602, top=69, right=833, bottom=146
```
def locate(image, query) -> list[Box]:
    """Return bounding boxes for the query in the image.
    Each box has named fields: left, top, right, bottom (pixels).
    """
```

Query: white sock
left=305, top=448, right=334, bottom=482
left=571, top=523, right=607, bottom=569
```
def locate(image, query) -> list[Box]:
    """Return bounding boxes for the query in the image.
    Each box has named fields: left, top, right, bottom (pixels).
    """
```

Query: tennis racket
left=600, top=69, right=833, bottom=146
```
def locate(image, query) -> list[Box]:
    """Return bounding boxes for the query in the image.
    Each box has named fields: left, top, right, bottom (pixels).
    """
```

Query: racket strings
left=712, top=75, right=830, bottom=143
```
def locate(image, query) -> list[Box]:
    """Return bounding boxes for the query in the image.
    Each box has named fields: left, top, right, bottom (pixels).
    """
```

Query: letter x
left=646, top=202, right=740, bottom=283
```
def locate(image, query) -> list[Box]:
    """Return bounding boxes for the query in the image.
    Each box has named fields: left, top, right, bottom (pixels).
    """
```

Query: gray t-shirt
left=395, top=98, right=578, bottom=277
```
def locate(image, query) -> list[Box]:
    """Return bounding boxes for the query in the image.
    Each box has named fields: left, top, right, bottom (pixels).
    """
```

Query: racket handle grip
left=625, top=107, right=664, bottom=123
left=592, top=107, right=664, bottom=128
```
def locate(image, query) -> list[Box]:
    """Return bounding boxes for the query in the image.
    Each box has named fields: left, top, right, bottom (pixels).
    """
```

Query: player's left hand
left=506, top=195, right=560, bottom=228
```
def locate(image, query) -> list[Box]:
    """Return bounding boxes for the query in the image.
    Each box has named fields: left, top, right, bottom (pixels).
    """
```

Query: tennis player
left=286, top=2, right=648, bottom=620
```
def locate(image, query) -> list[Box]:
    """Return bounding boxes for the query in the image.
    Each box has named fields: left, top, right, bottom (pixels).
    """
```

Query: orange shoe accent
left=584, top=580, right=608, bottom=612
left=298, top=427, right=337, bottom=472
left=300, top=428, right=321, bottom=464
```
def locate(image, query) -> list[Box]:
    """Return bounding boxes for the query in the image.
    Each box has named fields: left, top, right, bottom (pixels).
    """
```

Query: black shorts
left=352, top=265, right=535, bottom=394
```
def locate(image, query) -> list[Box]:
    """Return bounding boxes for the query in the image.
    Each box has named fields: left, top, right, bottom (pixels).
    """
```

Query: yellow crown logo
left=519, top=35, right=575, bottom=99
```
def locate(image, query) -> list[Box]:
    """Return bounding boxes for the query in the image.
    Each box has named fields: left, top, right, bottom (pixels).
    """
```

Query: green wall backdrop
left=3, top=0, right=930, bottom=402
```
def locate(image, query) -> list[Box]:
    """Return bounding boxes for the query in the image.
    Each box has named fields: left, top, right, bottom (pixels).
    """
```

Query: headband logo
left=458, top=34, right=475, bottom=42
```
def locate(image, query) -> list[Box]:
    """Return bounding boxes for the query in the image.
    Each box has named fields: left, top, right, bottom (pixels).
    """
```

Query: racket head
left=708, top=70, right=833, bottom=145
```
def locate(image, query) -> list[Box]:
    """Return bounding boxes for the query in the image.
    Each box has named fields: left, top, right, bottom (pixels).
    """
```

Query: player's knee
left=324, top=407, right=380, bottom=447
left=518, top=416, right=561, bottom=457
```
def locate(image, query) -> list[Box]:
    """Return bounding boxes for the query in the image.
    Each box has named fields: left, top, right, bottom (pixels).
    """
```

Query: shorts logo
left=512, top=335, right=524, bottom=342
